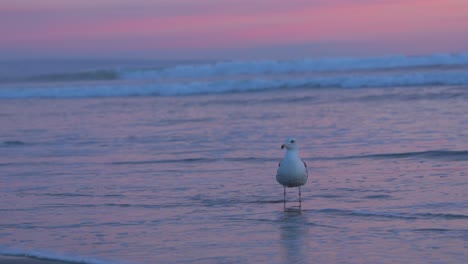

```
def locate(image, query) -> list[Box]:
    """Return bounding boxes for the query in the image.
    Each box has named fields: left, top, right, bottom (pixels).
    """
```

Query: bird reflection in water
left=278, top=209, right=309, bottom=263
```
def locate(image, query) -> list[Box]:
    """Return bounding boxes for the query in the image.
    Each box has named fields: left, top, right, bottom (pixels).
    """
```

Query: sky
left=1, top=0, right=468, bottom=60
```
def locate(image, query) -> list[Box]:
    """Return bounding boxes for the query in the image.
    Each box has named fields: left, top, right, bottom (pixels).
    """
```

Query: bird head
left=281, top=137, right=298, bottom=150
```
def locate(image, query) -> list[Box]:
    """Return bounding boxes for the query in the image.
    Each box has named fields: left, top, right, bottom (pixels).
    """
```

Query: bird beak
left=281, top=144, right=285, bottom=149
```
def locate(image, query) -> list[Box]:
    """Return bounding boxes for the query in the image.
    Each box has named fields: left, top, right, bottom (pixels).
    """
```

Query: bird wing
left=302, top=159, right=308, bottom=176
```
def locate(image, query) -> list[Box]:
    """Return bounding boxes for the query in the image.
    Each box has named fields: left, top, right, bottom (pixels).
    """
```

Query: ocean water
left=0, top=54, right=467, bottom=264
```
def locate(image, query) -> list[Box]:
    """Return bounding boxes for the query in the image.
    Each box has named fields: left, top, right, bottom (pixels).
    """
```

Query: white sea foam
left=119, top=53, right=468, bottom=80
left=1, top=70, right=467, bottom=98
left=1, top=53, right=467, bottom=98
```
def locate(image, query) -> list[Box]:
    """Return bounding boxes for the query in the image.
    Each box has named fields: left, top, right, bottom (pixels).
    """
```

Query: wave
left=1, top=70, right=468, bottom=98
left=101, top=150, right=468, bottom=166
left=5, top=53, right=467, bottom=84
left=2, top=140, right=26, bottom=146
left=316, top=209, right=468, bottom=220
left=110, top=157, right=271, bottom=166
left=324, top=150, right=468, bottom=161
left=25, top=70, right=119, bottom=83
left=363, top=150, right=468, bottom=161
left=0, top=247, right=119, bottom=264
left=0, top=53, right=468, bottom=98
left=119, top=53, right=468, bottom=80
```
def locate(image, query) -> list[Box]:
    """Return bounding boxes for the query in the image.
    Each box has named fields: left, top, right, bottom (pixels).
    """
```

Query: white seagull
left=276, top=137, right=308, bottom=205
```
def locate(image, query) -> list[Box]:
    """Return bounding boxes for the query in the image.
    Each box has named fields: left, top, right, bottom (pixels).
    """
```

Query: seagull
left=276, top=137, right=308, bottom=205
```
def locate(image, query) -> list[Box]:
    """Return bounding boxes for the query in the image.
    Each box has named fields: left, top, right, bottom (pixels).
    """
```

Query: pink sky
left=1, top=0, right=468, bottom=59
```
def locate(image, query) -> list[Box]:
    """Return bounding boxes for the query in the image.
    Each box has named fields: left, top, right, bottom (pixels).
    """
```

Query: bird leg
left=298, top=186, right=302, bottom=205
left=283, top=186, right=286, bottom=205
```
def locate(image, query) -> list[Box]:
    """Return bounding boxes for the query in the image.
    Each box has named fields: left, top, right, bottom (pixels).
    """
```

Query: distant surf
left=1, top=53, right=467, bottom=98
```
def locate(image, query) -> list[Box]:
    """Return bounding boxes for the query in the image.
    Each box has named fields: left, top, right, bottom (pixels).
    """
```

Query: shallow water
left=1, top=86, right=467, bottom=263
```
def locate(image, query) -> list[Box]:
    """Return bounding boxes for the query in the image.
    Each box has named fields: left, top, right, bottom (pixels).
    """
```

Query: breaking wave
left=1, top=53, right=468, bottom=98
left=119, top=53, right=468, bottom=80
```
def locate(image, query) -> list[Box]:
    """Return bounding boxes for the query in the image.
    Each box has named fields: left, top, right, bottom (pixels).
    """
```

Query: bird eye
left=290, top=140, right=295, bottom=143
